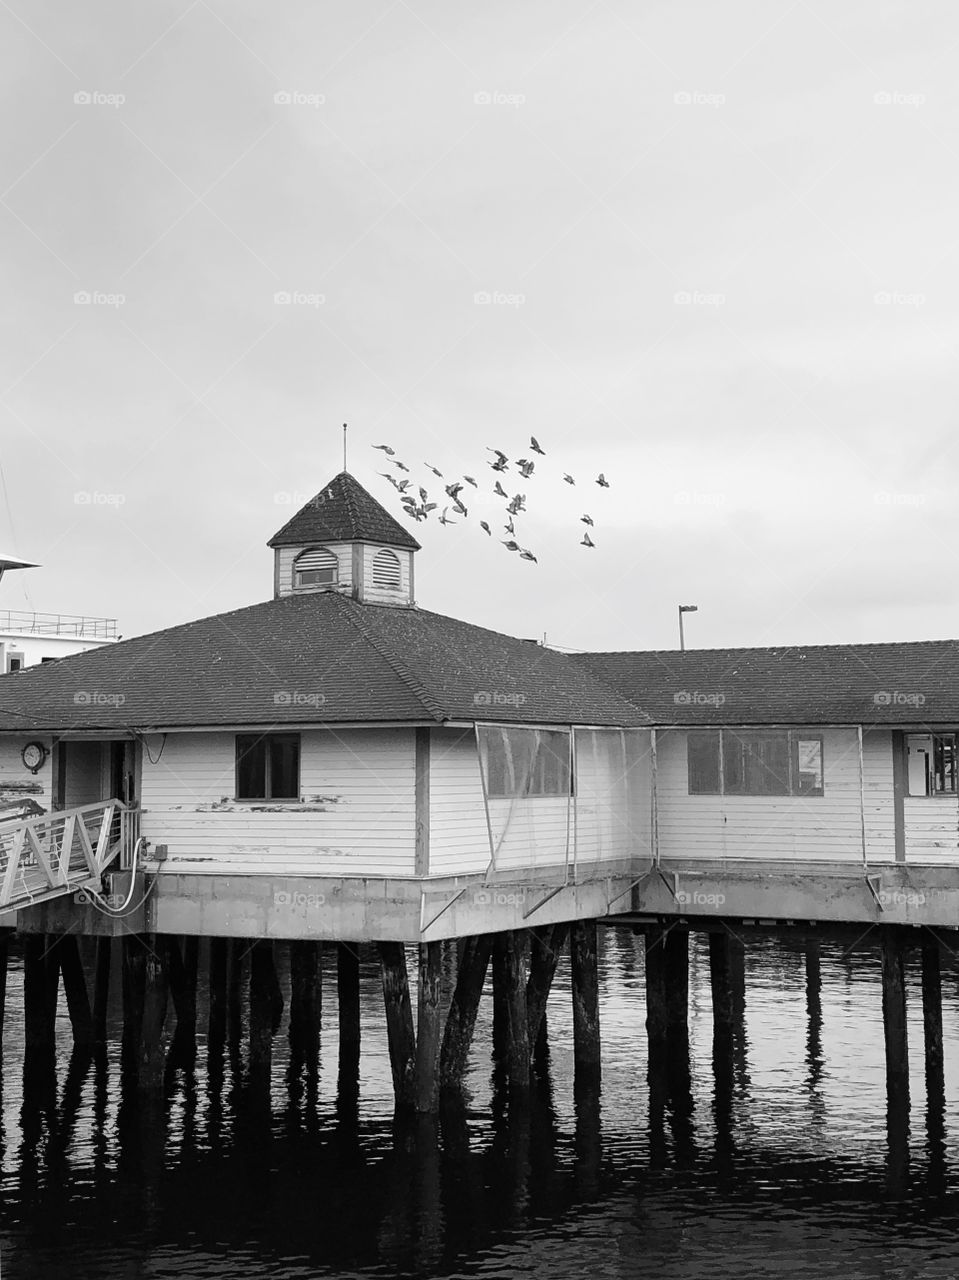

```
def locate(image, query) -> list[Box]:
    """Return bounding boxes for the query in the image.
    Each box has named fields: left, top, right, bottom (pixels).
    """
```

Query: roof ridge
left=333, top=595, right=448, bottom=723
left=581, top=638, right=959, bottom=657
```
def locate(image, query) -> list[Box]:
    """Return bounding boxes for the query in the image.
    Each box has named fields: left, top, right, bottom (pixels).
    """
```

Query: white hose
left=83, top=835, right=153, bottom=917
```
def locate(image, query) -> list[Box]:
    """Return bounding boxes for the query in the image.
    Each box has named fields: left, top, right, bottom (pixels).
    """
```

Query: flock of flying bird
left=373, top=436, right=609, bottom=563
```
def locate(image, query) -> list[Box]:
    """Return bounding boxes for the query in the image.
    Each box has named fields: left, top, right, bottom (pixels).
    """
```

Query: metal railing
left=0, top=800, right=137, bottom=910
left=0, top=611, right=117, bottom=639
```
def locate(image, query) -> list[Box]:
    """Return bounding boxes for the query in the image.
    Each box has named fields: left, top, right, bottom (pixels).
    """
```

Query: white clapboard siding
left=275, top=541, right=354, bottom=598
left=428, top=729, right=491, bottom=876
left=140, top=728, right=417, bottom=876
left=428, top=730, right=574, bottom=875
left=573, top=729, right=653, bottom=865
left=361, top=545, right=413, bottom=605
left=904, top=796, right=959, bottom=860
left=428, top=728, right=653, bottom=877
left=0, top=736, right=53, bottom=814
left=656, top=728, right=897, bottom=863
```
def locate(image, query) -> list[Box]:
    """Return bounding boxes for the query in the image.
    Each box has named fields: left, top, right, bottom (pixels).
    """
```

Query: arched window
left=293, top=546, right=338, bottom=588
left=371, top=548, right=401, bottom=589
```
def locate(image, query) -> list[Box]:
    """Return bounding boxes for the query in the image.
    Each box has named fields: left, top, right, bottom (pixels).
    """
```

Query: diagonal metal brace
left=420, top=886, right=467, bottom=934
left=605, top=864, right=656, bottom=914
left=522, top=884, right=567, bottom=920
left=865, top=874, right=885, bottom=910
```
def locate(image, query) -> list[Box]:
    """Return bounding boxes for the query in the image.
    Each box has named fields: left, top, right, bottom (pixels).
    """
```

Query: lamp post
left=678, top=604, right=698, bottom=651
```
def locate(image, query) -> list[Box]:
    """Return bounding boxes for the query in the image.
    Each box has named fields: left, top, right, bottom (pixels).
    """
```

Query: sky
left=2, top=0, right=959, bottom=653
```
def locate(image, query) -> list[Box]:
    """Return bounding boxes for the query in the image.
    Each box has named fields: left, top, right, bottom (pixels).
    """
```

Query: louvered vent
left=371, top=549, right=401, bottom=589
left=293, top=546, right=338, bottom=587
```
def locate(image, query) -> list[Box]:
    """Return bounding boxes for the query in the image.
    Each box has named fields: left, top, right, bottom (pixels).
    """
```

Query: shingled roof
left=0, top=593, right=648, bottom=732
left=268, top=471, right=421, bottom=552
left=575, top=642, right=959, bottom=726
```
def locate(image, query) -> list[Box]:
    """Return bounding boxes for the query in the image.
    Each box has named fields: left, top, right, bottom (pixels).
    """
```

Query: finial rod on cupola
left=343, top=422, right=348, bottom=471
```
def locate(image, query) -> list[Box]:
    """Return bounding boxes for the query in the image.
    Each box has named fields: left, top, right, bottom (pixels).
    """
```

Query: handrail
left=0, top=799, right=137, bottom=910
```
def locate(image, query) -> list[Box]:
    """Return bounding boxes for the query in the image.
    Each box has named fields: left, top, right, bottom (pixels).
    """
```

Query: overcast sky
left=2, top=0, right=958, bottom=653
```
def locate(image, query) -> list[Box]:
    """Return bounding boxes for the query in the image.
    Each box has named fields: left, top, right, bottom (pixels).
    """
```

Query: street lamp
left=678, top=604, right=698, bottom=651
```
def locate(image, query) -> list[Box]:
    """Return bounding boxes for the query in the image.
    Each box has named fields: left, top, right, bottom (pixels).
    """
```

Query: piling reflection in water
left=3, top=928, right=959, bottom=1277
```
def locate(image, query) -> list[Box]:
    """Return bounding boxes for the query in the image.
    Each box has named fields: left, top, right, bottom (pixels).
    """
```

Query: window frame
left=481, top=726, right=573, bottom=799
left=293, top=546, right=338, bottom=590
left=686, top=728, right=824, bottom=798
left=235, top=733, right=301, bottom=802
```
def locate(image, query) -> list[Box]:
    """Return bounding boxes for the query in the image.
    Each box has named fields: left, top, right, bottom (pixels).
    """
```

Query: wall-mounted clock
left=21, top=742, right=48, bottom=774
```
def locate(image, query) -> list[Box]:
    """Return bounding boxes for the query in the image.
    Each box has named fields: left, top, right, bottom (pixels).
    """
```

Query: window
left=906, top=733, right=956, bottom=795
left=480, top=727, right=572, bottom=798
left=688, top=730, right=721, bottom=794
left=293, top=547, right=337, bottom=588
left=40, top=657, right=56, bottom=664
left=236, top=734, right=300, bottom=800
left=6, top=653, right=24, bottom=673
left=371, top=548, right=401, bottom=589
left=687, top=729, right=823, bottom=797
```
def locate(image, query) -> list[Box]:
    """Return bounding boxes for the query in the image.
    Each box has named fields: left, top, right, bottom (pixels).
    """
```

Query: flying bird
left=418, top=486, right=429, bottom=502
left=493, top=480, right=508, bottom=498
left=581, top=514, right=594, bottom=526
left=581, top=532, right=595, bottom=547
left=504, top=517, right=515, bottom=534
left=463, top=475, right=478, bottom=487
left=516, top=459, right=535, bottom=478
left=487, top=449, right=509, bottom=472
left=452, top=500, right=468, bottom=517
left=507, top=494, right=526, bottom=515
left=502, top=540, right=520, bottom=552
left=519, top=549, right=538, bottom=563
left=563, top=473, right=575, bottom=485
left=391, top=459, right=410, bottom=472
left=425, top=463, right=443, bottom=478
left=479, top=521, right=492, bottom=536
left=439, top=508, right=457, bottom=525
left=373, top=444, right=395, bottom=455
left=596, top=473, right=610, bottom=488
left=445, top=482, right=463, bottom=499
left=396, top=479, right=411, bottom=492
left=380, top=472, right=399, bottom=487
left=530, top=436, right=545, bottom=455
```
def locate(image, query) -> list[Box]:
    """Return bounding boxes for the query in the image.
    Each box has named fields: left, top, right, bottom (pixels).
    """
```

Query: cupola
left=267, top=471, right=420, bottom=605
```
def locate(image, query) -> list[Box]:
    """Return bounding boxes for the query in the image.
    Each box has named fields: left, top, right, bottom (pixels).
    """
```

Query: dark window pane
left=747, top=735, right=790, bottom=795
left=270, top=736, right=300, bottom=798
left=722, top=732, right=745, bottom=794
left=933, top=735, right=956, bottom=794
left=688, top=731, right=720, bottom=794
left=237, top=736, right=267, bottom=799
left=796, top=739, right=823, bottom=795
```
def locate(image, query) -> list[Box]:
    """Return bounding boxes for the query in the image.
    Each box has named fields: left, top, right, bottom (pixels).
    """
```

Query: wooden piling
left=337, top=943, right=361, bottom=1056
left=57, top=934, right=93, bottom=1048
left=138, top=937, right=169, bottom=1092
left=570, top=919, right=601, bottom=1086
left=249, top=941, right=275, bottom=1087
left=208, top=937, right=228, bottom=1046
left=708, top=931, right=740, bottom=1033
left=491, top=934, right=509, bottom=1066
left=439, top=933, right=493, bottom=1092
left=664, top=927, right=689, bottom=1034
left=503, top=929, right=531, bottom=1098
left=92, top=938, right=112, bottom=1045
left=644, top=927, right=668, bottom=1046
left=379, top=942, right=416, bottom=1109
left=415, top=941, right=443, bottom=1113
left=289, top=940, right=322, bottom=1061
left=23, top=934, right=55, bottom=1055
left=920, top=937, right=944, bottom=1101
left=526, top=922, right=569, bottom=1050
left=121, top=936, right=146, bottom=1063
left=880, top=926, right=909, bottom=1109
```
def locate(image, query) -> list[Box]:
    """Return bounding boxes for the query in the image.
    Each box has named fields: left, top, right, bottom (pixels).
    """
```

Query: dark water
left=2, top=927, right=958, bottom=1278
